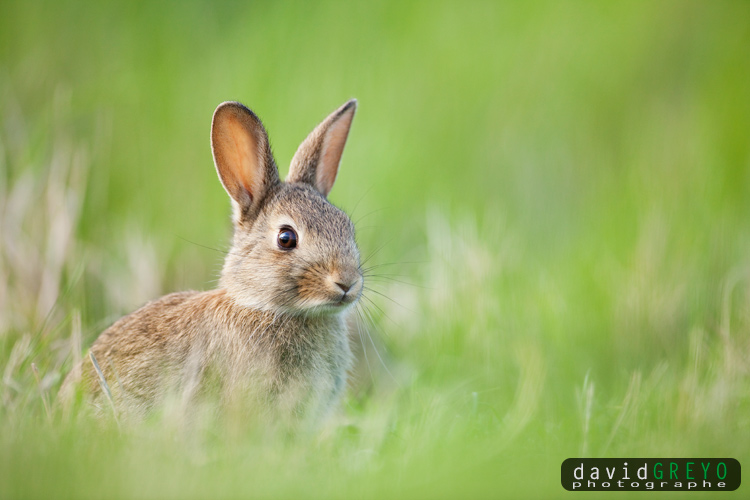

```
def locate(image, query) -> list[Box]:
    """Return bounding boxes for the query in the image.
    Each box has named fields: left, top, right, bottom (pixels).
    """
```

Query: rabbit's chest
left=223, top=317, right=350, bottom=405
left=270, top=344, right=348, bottom=420
left=272, top=323, right=349, bottom=386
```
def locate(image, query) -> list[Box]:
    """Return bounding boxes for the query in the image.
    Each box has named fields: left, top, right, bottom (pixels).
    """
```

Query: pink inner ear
left=317, top=111, right=354, bottom=195
left=229, top=117, right=260, bottom=197
left=216, top=112, right=262, bottom=205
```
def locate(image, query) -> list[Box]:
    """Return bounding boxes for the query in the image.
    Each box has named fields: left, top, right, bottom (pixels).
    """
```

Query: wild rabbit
left=61, top=99, right=362, bottom=427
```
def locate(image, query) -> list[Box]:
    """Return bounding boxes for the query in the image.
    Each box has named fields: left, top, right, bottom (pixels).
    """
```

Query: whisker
left=354, top=308, right=374, bottom=384
left=356, top=303, right=399, bottom=386
left=362, top=260, right=427, bottom=272
left=348, top=185, right=374, bottom=220
left=363, top=286, right=415, bottom=313
left=360, top=238, right=395, bottom=267
left=360, top=293, right=398, bottom=330
left=363, top=275, right=429, bottom=289
left=179, top=237, right=230, bottom=255
left=353, top=206, right=389, bottom=227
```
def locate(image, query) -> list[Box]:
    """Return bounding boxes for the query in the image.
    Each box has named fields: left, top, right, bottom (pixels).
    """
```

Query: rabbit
left=60, top=99, right=363, bottom=427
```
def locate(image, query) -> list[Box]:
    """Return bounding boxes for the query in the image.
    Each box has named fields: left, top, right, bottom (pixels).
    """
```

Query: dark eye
left=277, top=227, right=297, bottom=249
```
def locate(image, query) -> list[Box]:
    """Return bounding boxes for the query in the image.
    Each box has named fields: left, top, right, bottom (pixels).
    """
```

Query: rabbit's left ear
left=211, top=102, right=280, bottom=219
left=287, top=99, right=356, bottom=197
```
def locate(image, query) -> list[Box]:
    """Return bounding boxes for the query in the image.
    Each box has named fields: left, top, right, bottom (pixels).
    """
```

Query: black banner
left=561, top=458, right=740, bottom=491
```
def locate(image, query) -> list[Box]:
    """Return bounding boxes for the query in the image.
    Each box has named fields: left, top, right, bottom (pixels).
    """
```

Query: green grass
left=1, top=1, right=750, bottom=498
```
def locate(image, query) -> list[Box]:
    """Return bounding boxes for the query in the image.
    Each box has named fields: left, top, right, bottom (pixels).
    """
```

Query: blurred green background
left=1, top=1, right=749, bottom=498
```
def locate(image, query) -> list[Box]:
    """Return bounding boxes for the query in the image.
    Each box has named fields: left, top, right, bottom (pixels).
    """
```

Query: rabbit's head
left=211, top=100, right=362, bottom=316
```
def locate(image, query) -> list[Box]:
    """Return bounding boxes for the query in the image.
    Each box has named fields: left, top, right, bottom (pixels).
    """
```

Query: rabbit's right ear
left=287, top=99, right=356, bottom=197
left=211, top=102, right=280, bottom=219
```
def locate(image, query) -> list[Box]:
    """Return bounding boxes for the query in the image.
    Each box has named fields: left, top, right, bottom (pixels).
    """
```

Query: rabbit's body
left=74, top=289, right=350, bottom=421
left=61, top=100, right=361, bottom=425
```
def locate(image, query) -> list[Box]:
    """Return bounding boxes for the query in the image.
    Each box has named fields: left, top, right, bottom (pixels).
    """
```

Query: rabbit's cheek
left=295, top=270, right=327, bottom=304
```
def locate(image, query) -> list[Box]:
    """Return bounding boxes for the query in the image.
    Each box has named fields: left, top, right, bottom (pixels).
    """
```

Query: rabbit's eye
left=277, top=228, right=297, bottom=249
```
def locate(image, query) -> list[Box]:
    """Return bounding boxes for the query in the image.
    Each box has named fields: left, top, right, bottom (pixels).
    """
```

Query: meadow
left=1, top=1, right=749, bottom=498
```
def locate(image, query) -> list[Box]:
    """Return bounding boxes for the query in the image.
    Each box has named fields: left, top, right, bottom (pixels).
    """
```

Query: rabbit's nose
left=330, top=269, right=362, bottom=299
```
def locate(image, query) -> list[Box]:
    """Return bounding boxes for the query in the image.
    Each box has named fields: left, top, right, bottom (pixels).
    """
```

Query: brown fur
left=60, top=99, right=361, bottom=427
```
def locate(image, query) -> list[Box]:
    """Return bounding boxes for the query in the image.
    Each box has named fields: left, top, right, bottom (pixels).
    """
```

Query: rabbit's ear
left=287, top=99, right=356, bottom=197
left=211, top=102, right=280, bottom=217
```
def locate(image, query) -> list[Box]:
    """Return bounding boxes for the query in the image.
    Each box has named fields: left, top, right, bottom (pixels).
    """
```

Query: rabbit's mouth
left=323, top=290, right=359, bottom=309
left=306, top=289, right=361, bottom=315
left=335, top=293, right=358, bottom=307
left=294, top=298, right=358, bottom=317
